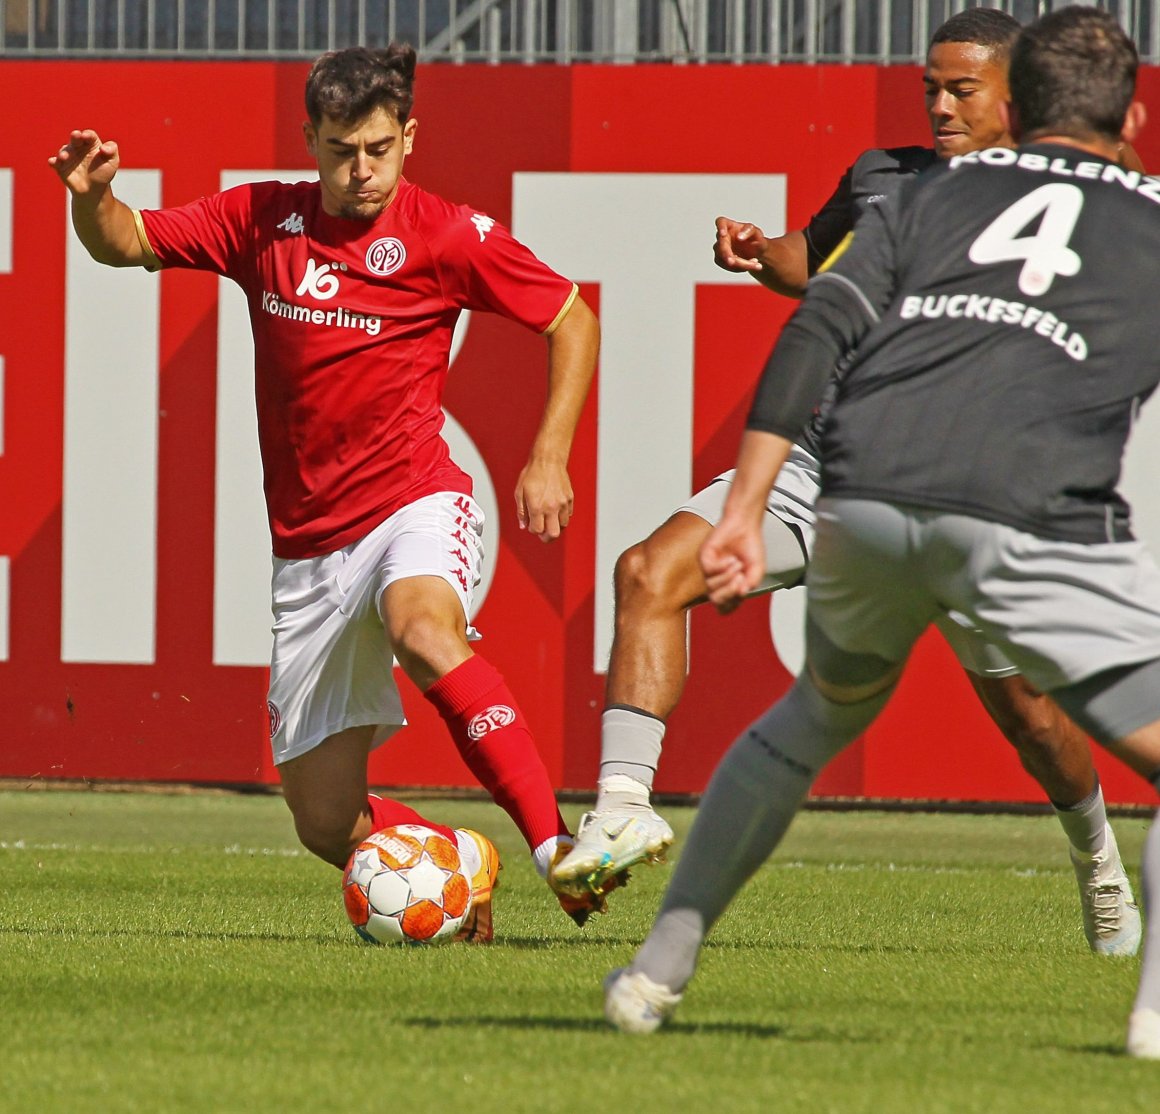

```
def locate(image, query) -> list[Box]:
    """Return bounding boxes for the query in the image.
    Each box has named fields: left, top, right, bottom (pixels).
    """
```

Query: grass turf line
left=0, top=791, right=1154, bottom=1113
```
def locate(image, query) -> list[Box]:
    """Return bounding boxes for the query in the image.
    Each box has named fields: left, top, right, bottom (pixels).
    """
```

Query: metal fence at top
left=3, top=0, right=1159, bottom=62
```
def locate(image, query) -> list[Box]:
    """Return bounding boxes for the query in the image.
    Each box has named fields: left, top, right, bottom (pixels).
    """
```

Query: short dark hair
left=305, top=44, right=417, bottom=127
left=1010, top=7, right=1137, bottom=142
left=929, top=7, right=1021, bottom=65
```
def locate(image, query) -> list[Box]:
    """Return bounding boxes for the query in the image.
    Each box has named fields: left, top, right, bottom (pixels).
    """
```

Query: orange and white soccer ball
left=342, top=824, right=473, bottom=945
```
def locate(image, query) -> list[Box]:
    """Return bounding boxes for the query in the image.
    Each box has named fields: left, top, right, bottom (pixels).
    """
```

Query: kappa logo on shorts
left=267, top=700, right=282, bottom=737
left=365, top=237, right=407, bottom=276
left=466, top=704, right=516, bottom=740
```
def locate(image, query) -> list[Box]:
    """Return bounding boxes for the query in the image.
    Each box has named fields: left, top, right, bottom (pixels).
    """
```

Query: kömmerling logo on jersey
left=260, top=291, right=383, bottom=336
left=466, top=705, right=516, bottom=740
left=366, top=237, right=406, bottom=276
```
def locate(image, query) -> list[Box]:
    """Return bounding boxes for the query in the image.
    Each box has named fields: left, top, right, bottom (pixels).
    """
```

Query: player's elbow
left=78, top=236, right=142, bottom=268
left=89, top=247, right=140, bottom=268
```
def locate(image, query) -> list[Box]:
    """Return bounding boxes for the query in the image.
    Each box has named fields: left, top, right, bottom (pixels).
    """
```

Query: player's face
left=304, top=107, right=417, bottom=221
left=924, top=41, right=1011, bottom=160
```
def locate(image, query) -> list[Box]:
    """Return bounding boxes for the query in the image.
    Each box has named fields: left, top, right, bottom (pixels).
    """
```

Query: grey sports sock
left=1132, top=807, right=1160, bottom=1013
left=595, top=706, right=666, bottom=809
left=1052, top=777, right=1108, bottom=857
left=631, top=674, right=892, bottom=992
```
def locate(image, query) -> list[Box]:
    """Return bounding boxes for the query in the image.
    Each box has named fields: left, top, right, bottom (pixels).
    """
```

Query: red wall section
left=5, top=60, right=1156, bottom=806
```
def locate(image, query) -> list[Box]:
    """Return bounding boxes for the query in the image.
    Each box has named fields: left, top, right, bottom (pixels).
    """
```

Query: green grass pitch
left=1, top=789, right=1155, bottom=1112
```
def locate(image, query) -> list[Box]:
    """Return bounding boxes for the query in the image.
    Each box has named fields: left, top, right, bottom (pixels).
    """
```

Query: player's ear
left=1122, top=101, right=1147, bottom=148
left=303, top=120, right=318, bottom=157
left=403, top=116, right=418, bottom=155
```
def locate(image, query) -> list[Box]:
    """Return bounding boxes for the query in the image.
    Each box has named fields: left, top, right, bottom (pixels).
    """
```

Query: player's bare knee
left=977, top=677, right=1066, bottom=756
left=1005, top=710, right=1062, bottom=758
left=614, top=543, right=656, bottom=610
left=386, top=609, right=451, bottom=673
left=614, top=537, right=698, bottom=617
left=289, top=801, right=357, bottom=868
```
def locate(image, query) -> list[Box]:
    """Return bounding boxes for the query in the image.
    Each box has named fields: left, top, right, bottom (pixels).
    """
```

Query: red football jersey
left=137, top=179, right=578, bottom=558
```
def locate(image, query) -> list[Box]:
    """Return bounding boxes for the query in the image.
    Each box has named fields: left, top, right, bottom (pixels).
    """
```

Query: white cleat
left=604, top=968, right=683, bottom=1034
left=551, top=806, right=674, bottom=893
left=1127, top=1009, right=1160, bottom=1060
left=1071, top=824, right=1141, bottom=957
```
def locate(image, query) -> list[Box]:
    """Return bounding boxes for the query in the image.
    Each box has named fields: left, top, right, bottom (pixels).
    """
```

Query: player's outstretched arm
left=714, top=217, right=810, bottom=298
left=48, top=129, right=146, bottom=267
left=701, top=429, right=794, bottom=612
left=516, top=295, right=600, bottom=542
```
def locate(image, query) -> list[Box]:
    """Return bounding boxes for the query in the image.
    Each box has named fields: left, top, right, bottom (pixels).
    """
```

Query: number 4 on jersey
left=968, top=182, right=1084, bottom=297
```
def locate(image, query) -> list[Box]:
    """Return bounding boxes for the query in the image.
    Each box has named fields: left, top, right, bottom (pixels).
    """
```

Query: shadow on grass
left=0, top=924, right=341, bottom=946
left=483, top=934, right=646, bottom=949
left=406, top=1014, right=789, bottom=1037
left=1046, top=1040, right=1131, bottom=1059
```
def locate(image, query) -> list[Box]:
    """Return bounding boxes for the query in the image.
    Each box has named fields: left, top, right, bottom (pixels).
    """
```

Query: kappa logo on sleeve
left=277, top=212, right=305, bottom=234
left=470, top=214, right=495, bottom=242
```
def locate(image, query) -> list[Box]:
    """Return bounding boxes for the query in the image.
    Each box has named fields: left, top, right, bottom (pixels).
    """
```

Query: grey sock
left=1133, top=809, right=1160, bottom=1012
left=631, top=674, right=892, bottom=992
left=595, top=706, right=666, bottom=808
left=1052, top=778, right=1108, bottom=857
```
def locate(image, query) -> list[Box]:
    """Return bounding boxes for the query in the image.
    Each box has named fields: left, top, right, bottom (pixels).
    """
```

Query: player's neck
left=1021, top=133, right=1121, bottom=162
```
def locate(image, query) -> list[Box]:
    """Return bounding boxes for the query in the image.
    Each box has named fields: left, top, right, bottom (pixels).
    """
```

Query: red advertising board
left=5, top=60, right=1159, bottom=805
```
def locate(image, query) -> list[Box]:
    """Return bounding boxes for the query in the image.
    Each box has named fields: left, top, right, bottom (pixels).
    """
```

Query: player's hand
left=515, top=457, right=574, bottom=542
left=714, top=216, right=768, bottom=274
left=49, top=129, right=121, bottom=195
left=700, top=511, right=766, bottom=613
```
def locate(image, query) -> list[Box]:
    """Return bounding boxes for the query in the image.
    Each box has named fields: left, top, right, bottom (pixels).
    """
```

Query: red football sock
left=425, top=655, right=568, bottom=851
left=366, top=793, right=455, bottom=842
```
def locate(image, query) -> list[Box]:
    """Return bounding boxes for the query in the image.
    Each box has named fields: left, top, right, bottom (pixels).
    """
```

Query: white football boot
left=1127, top=1008, right=1160, bottom=1059
left=551, top=804, right=674, bottom=895
left=1070, top=824, right=1141, bottom=956
left=604, top=968, right=683, bottom=1034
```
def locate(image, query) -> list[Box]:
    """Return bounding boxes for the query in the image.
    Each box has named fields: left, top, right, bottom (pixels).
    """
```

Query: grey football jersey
left=798, top=146, right=937, bottom=457
left=813, top=143, right=1160, bottom=544
left=804, top=145, right=937, bottom=272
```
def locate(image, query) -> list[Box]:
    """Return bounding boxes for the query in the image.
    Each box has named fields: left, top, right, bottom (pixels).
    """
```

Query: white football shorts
left=680, top=450, right=1018, bottom=678
left=265, top=491, right=485, bottom=766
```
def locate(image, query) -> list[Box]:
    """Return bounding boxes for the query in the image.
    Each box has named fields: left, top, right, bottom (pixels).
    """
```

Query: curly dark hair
left=929, top=7, right=1021, bottom=64
left=1010, top=7, right=1137, bottom=142
left=304, top=43, right=417, bottom=126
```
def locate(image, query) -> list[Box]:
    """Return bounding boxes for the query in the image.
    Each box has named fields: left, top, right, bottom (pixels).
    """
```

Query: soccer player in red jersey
left=50, top=44, right=602, bottom=936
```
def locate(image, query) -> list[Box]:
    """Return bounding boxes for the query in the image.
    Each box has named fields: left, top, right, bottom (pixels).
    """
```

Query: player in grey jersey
left=553, top=5, right=1139, bottom=958
left=605, top=7, right=1160, bottom=1059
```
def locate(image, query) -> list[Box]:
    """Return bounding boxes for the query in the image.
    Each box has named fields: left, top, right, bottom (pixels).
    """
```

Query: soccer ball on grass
left=343, top=824, right=473, bottom=945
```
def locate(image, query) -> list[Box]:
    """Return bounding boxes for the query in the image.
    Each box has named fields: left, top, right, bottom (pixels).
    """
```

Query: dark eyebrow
left=325, top=136, right=395, bottom=150
left=924, top=75, right=984, bottom=87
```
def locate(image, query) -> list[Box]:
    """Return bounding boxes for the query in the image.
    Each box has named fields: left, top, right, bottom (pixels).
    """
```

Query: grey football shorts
left=806, top=498, right=1160, bottom=739
left=678, top=451, right=1018, bottom=677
